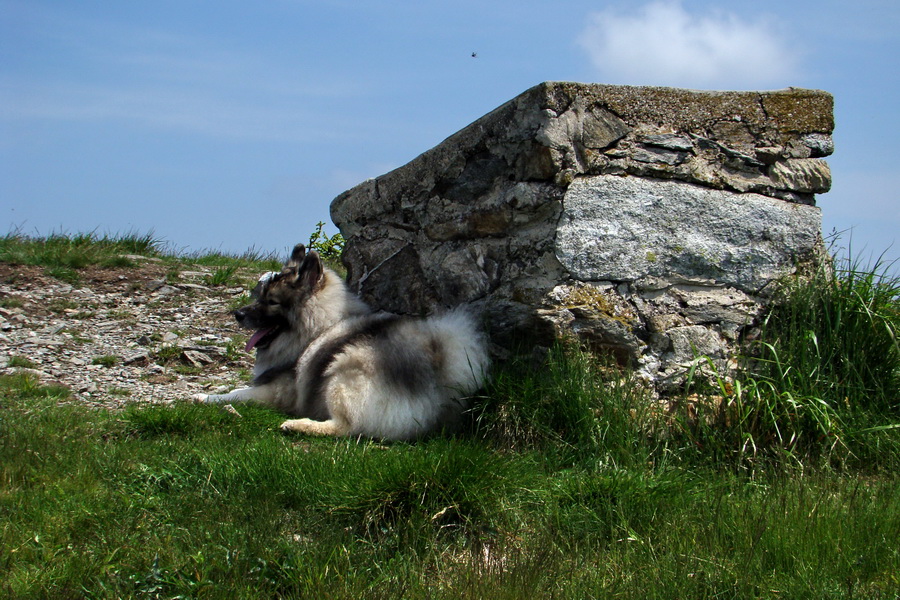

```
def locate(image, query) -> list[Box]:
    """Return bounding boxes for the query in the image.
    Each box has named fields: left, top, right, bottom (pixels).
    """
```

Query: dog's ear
left=293, top=250, right=323, bottom=289
left=286, top=244, right=306, bottom=268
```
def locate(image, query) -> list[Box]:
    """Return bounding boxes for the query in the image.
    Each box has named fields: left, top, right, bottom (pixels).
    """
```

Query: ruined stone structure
left=330, top=82, right=833, bottom=389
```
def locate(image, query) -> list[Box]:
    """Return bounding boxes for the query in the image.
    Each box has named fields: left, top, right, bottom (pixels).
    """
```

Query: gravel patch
left=0, top=261, right=255, bottom=409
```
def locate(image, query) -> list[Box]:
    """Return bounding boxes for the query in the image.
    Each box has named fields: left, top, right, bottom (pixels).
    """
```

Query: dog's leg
left=280, top=418, right=351, bottom=437
left=193, top=384, right=277, bottom=405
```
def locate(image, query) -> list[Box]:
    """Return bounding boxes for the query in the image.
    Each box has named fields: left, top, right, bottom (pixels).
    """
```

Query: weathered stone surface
left=768, top=158, right=832, bottom=194
left=555, top=175, right=822, bottom=293
left=330, top=82, right=833, bottom=391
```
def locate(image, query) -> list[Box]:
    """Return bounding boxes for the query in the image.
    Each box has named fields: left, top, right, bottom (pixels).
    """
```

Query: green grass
left=3, top=346, right=899, bottom=598
left=2, top=231, right=899, bottom=598
left=0, top=230, right=286, bottom=288
left=0, top=230, right=164, bottom=268
left=188, top=251, right=282, bottom=273
left=203, top=264, right=241, bottom=287
left=0, top=296, right=25, bottom=309
left=738, top=251, right=900, bottom=468
left=653, top=249, right=900, bottom=471
left=6, top=356, right=37, bottom=369
left=91, top=355, right=120, bottom=368
left=474, top=344, right=659, bottom=469
left=755, top=252, right=900, bottom=414
left=0, top=229, right=343, bottom=286
left=0, top=229, right=165, bottom=285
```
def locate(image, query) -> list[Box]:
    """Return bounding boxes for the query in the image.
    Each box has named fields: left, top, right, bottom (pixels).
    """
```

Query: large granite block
left=331, top=82, right=833, bottom=389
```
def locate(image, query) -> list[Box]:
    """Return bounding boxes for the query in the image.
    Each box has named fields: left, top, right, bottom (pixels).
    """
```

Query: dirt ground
left=0, top=259, right=256, bottom=409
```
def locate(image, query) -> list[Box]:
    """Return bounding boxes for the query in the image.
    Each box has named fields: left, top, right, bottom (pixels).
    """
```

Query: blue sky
left=2, top=0, right=898, bottom=269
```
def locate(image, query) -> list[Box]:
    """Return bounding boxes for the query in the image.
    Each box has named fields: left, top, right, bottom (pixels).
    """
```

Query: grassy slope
left=2, top=370, right=898, bottom=599
left=1, top=233, right=899, bottom=599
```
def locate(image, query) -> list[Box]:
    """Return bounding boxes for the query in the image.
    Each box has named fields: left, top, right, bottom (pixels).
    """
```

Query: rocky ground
left=0, top=257, right=257, bottom=409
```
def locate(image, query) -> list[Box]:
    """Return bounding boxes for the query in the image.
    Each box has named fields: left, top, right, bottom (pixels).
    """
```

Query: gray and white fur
left=194, top=243, right=490, bottom=440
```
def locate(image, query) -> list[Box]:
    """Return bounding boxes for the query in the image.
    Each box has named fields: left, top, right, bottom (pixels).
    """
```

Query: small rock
left=121, top=254, right=162, bottom=263
left=183, top=350, right=214, bottom=368
left=13, top=367, right=49, bottom=379
left=124, top=352, right=150, bottom=366
left=180, top=283, right=210, bottom=291
left=185, top=344, right=224, bottom=356
left=154, top=285, right=180, bottom=296
left=640, top=133, right=694, bottom=152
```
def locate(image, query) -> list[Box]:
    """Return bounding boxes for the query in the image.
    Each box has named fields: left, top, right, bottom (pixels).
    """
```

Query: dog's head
left=234, top=243, right=325, bottom=352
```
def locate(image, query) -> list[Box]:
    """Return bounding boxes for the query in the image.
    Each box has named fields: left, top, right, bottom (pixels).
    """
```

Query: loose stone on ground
left=0, top=263, right=253, bottom=409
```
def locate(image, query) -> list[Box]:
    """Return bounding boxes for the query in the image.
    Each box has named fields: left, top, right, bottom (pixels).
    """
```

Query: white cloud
left=577, top=1, right=799, bottom=90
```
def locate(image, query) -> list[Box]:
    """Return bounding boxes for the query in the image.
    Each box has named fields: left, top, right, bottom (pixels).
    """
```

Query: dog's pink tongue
left=245, top=328, right=273, bottom=352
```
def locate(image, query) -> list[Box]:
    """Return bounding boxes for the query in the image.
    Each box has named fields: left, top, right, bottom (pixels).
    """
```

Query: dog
left=194, top=243, right=490, bottom=440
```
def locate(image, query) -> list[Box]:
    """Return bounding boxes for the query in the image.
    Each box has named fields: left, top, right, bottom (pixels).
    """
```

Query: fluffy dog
left=195, top=244, right=490, bottom=440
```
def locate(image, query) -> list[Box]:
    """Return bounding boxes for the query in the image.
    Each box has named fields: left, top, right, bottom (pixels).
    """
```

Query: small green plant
left=165, top=267, right=182, bottom=284
left=100, top=254, right=137, bottom=268
left=151, top=345, right=183, bottom=364
left=7, top=355, right=37, bottom=369
left=91, top=355, right=120, bottom=368
left=228, top=293, right=251, bottom=312
left=45, top=265, right=81, bottom=285
left=204, top=264, right=240, bottom=287
left=106, top=309, right=135, bottom=321
left=224, top=339, right=247, bottom=362
left=476, top=341, right=654, bottom=468
left=325, top=439, right=516, bottom=542
left=307, top=221, right=344, bottom=262
left=47, top=299, right=79, bottom=313
left=188, top=250, right=281, bottom=272
left=0, top=372, right=70, bottom=400
left=671, top=355, right=846, bottom=466
left=0, top=296, right=25, bottom=309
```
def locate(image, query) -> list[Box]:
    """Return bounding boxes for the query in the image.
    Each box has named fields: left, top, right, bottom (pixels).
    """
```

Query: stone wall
left=330, top=82, right=833, bottom=389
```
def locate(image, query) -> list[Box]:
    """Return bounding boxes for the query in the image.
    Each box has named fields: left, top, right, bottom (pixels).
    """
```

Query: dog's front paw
left=281, top=418, right=317, bottom=434
left=281, top=418, right=348, bottom=437
left=280, top=419, right=302, bottom=433
left=192, top=393, right=210, bottom=403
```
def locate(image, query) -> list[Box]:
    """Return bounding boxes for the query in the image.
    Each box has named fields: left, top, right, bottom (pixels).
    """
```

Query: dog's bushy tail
left=427, top=308, right=491, bottom=395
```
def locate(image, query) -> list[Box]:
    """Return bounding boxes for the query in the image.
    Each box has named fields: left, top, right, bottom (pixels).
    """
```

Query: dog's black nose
left=233, top=308, right=247, bottom=323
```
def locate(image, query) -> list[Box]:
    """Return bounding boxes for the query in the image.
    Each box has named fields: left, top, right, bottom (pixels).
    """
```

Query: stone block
left=330, top=82, right=833, bottom=391
left=555, top=175, right=822, bottom=293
